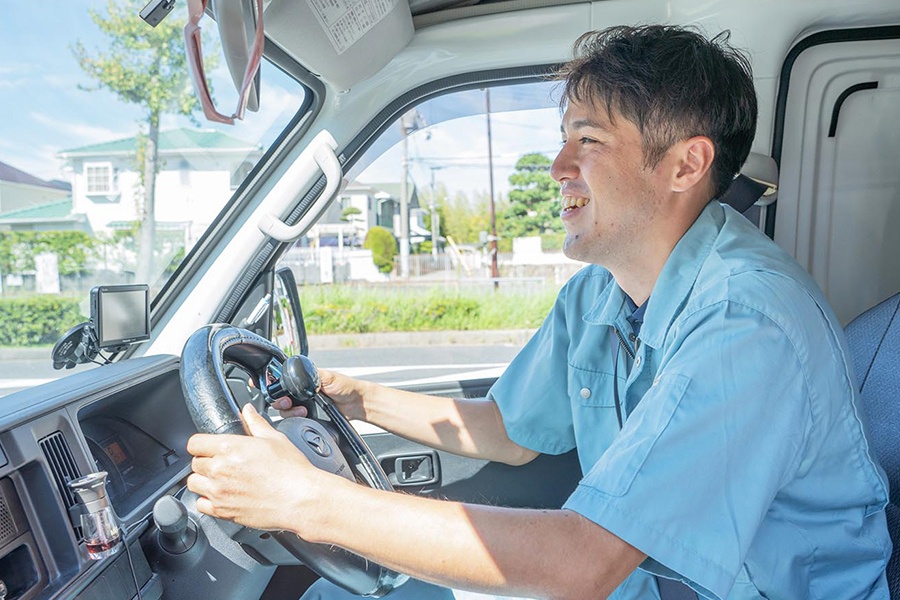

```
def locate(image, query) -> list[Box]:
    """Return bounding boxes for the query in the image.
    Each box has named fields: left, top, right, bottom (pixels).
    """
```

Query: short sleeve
left=563, top=300, right=811, bottom=599
left=488, top=284, right=576, bottom=455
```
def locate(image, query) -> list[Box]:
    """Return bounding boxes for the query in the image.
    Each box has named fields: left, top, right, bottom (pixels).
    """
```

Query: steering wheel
left=180, top=324, right=408, bottom=597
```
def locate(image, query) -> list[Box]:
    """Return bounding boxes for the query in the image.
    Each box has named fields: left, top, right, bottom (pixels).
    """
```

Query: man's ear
left=671, top=136, right=715, bottom=194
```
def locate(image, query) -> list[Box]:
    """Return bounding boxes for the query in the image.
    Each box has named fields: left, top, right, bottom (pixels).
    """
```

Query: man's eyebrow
left=561, top=118, right=610, bottom=132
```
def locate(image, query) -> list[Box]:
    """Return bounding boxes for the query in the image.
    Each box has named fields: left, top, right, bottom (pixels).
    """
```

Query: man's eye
left=580, top=137, right=598, bottom=145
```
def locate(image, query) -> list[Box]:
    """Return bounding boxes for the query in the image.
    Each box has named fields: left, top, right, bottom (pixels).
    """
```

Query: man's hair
left=557, top=25, right=758, bottom=199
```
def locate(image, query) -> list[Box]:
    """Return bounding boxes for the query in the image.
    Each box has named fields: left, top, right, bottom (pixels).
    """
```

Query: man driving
left=186, top=25, right=891, bottom=599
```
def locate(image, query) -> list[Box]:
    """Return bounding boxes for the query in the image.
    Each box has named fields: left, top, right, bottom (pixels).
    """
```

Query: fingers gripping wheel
left=180, top=325, right=408, bottom=596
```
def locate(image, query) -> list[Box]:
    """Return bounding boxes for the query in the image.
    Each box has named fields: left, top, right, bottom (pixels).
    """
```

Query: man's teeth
left=563, top=197, right=590, bottom=210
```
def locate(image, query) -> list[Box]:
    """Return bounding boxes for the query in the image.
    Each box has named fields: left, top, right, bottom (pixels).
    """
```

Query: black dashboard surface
left=0, top=355, right=192, bottom=600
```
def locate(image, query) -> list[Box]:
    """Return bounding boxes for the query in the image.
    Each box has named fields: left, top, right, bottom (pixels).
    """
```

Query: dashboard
left=0, top=355, right=194, bottom=600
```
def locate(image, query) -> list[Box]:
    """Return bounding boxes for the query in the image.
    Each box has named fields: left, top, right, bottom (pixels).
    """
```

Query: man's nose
left=551, top=142, right=576, bottom=183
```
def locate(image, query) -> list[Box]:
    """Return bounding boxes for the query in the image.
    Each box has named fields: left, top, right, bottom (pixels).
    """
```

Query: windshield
left=0, top=0, right=307, bottom=397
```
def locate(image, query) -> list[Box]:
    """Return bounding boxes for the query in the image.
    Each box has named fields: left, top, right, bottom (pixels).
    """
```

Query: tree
left=73, top=0, right=218, bottom=285
left=440, top=190, right=491, bottom=245
left=341, top=206, right=362, bottom=222
left=500, top=153, right=563, bottom=240
left=364, top=226, right=399, bottom=273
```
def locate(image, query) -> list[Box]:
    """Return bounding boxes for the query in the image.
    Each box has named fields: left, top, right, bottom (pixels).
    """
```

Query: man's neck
left=609, top=198, right=710, bottom=305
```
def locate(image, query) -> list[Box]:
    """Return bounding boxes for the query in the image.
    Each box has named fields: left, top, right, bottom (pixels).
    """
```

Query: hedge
left=299, top=286, right=556, bottom=334
left=0, top=295, right=86, bottom=346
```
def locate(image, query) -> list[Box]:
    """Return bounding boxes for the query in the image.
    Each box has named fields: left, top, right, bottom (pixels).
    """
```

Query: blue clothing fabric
left=489, top=201, right=892, bottom=599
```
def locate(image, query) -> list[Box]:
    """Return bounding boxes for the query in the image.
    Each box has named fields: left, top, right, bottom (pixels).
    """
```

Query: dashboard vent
left=38, top=431, right=82, bottom=537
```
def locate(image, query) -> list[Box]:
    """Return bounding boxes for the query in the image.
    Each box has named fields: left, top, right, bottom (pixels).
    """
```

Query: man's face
left=551, top=99, right=671, bottom=268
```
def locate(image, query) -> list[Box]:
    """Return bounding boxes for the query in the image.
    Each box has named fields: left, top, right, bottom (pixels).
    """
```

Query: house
left=309, top=180, right=430, bottom=247
left=0, top=198, right=88, bottom=233
left=56, top=128, right=263, bottom=245
left=0, top=160, right=73, bottom=230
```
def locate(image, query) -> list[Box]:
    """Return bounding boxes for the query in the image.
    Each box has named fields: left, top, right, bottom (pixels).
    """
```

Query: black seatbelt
left=721, top=173, right=767, bottom=214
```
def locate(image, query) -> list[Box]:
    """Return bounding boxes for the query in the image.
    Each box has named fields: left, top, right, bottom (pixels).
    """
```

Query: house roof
left=58, top=128, right=262, bottom=158
left=366, top=182, right=418, bottom=204
left=0, top=160, right=70, bottom=191
left=0, top=197, right=83, bottom=223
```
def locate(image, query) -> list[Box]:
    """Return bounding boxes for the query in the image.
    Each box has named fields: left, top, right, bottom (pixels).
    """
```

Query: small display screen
left=92, top=284, right=150, bottom=349
left=105, top=440, right=128, bottom=466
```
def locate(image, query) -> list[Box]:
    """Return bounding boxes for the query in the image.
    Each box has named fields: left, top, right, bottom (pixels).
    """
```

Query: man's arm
left=188, top=405, right=645, bottom=599
left=275, top=368, right=539, bottom=466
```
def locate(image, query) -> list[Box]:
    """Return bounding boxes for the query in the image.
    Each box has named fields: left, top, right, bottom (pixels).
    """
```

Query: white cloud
left=30, top=112, right=130, bottom=146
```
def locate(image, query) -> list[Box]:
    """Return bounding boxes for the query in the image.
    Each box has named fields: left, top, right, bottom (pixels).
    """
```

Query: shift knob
left=153, top=496, right=197, bottom=554
left=281, top=355, right=320, bottom=400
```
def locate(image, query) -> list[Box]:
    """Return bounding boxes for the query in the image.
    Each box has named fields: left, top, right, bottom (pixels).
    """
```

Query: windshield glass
left=0, top=0, right=306, bottom=397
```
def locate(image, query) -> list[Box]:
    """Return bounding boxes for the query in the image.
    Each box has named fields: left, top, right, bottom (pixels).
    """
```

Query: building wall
left=68, top=152, right=253, bottom=235
left=0, top=181, right=68, bottom=214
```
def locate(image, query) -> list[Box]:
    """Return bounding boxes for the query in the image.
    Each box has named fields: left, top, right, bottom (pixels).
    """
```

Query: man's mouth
left=562, top=196, right=591, bottom=212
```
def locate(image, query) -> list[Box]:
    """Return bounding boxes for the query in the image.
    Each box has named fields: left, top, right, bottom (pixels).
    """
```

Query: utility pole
left=429, top=166, right=442, bottom=258
left=399, top=112, right=413, bottom=278
left=485, top=88, right=500, bottom=289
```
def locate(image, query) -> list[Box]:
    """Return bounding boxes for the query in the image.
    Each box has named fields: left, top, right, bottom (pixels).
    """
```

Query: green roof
left=0, top=198, right=75, bottom=221
left=59, top=128, right=261, bottom=157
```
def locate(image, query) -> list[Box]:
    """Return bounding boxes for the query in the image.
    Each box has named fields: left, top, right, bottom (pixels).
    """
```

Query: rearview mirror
left=273, top=266, right=308, bottom=357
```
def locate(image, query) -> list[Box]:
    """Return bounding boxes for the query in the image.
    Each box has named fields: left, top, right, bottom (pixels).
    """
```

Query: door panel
left=365, top=431, right=581, bottom=509
left=773, top=29, right=900, bottom=324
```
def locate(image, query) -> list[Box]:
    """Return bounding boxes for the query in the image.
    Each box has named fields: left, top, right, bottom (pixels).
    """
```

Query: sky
left=0, top=1, right=301, bottom=184
left=0, top=1, right=563, bottom=200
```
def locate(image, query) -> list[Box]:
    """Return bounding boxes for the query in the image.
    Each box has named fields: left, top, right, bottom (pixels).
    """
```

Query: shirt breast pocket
left=568, top=364, right=620, bottom=408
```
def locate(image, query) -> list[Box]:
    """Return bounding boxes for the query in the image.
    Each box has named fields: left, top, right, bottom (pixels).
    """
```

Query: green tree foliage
left=340, top=206, right=362, bottom=222
left=363, top=226, right=399, bottom=273
left=72, top=0, right=218, bottom=285
left=440, top=191, right=492, bottom=244
left=500, top=153, right=563, bottom=240
left=0, top=232, right=97, bottom=277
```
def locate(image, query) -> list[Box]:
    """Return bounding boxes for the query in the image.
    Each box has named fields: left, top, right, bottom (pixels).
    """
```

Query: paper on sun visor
left=306, top=0, right=400, bottom=55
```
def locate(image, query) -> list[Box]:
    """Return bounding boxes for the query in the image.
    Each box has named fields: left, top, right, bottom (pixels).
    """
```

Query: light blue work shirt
left=489, top=201, right=892, bottom=599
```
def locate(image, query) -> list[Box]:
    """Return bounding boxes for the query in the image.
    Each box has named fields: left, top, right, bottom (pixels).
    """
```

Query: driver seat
left=844, top=292, right=900, bottom=598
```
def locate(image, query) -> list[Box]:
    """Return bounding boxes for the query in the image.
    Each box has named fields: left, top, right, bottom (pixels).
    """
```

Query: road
left=0, top=341, right=527, bottom=396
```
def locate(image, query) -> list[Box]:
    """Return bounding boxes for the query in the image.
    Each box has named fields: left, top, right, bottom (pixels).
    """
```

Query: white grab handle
left=257, top=144, right=342, bottom=242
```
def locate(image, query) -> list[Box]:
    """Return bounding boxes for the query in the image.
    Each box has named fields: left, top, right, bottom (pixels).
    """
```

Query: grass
left=297, top=284, right=558, bottom=334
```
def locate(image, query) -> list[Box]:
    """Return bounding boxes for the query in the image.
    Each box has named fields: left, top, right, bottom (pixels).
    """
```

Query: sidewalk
left=0, top=329, right=538, bottom=359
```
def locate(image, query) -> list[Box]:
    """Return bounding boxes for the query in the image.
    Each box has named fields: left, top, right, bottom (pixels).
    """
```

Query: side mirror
left=273, top=266, right=308, bottom=357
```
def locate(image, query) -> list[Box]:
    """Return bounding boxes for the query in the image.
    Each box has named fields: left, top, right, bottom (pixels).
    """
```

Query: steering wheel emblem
left=302, top=428, right=332, bottom=457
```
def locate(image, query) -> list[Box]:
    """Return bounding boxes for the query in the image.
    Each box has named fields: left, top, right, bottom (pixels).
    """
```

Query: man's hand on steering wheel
left=187, top=403, right=341, bottom=540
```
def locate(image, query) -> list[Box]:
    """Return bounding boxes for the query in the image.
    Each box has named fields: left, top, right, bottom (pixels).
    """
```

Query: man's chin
left=562, top=236, right=583, bottom=262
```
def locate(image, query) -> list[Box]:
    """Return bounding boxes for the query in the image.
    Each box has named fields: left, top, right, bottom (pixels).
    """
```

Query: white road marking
left=324, top=363, right=508, bottom=378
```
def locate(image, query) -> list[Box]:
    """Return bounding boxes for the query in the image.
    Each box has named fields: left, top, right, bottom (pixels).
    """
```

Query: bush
left=0, top=231, right=97, bottom=277
left=0, top=295, right=86, bottom=346
left=363, top=226, right=398, bottom=273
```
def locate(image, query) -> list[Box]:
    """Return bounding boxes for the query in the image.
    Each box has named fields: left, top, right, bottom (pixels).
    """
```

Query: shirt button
left=635, top=356, right=642, bottom=367
left=580, top=387, right=591, bottom=399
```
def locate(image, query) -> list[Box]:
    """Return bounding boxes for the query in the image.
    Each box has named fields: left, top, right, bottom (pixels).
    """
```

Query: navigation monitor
left=90, top=284, right=151, bottom=350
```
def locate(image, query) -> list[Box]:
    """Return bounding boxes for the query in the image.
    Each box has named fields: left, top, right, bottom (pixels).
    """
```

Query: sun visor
left=264, top=0, right=414, bottom=91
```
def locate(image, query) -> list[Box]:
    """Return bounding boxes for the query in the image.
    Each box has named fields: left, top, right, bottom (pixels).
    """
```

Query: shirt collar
left=582, top=201, right=725, bottom=348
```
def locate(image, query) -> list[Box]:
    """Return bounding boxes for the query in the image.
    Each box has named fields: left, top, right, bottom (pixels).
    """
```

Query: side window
left=85, top=162, right=116, bottom=195
left=276, top=80, right=583, bottom=369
